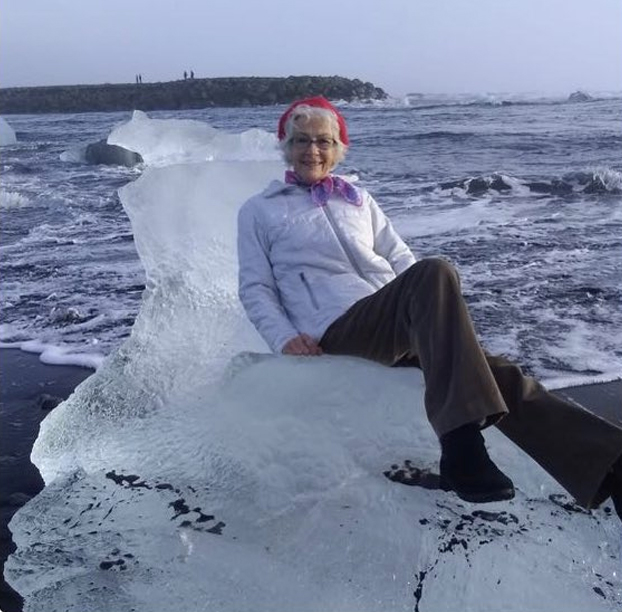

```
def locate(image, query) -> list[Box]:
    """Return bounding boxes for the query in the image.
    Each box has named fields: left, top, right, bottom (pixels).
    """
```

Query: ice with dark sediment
left=5, top=112, right=621, bottom=612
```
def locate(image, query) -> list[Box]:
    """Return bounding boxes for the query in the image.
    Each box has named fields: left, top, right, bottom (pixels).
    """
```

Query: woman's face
left=290, top=116, right=339, bottom=184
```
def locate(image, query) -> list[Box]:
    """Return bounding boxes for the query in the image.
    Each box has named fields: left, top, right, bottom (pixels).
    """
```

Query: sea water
left=2, top=95, right=621, bottom=381
left=1, top=94, right=621, bottom=611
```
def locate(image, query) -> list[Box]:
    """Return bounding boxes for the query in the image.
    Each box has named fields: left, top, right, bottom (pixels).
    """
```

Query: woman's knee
left=406, top=257, right=460, bottom=285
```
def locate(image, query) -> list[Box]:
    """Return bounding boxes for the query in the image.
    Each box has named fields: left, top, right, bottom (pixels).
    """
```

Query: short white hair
left=279, top=105, right=347, bottom=167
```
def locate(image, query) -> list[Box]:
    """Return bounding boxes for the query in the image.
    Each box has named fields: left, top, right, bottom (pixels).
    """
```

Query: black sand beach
left=0, top=348, right=93, bottom=612
left=0, top=347, right=619, bottom=611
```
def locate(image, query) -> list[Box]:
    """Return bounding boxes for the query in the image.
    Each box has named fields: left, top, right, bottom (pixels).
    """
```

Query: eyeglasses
left=290, top=135, right=337, bottom=151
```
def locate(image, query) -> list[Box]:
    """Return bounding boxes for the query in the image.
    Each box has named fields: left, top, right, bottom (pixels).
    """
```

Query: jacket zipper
left=300, top=272, right=320, bottom=309
left=321, top=204, right=383, bottom=290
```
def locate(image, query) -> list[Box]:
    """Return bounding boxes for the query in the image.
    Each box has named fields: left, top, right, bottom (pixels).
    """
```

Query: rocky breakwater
left=0, top=76, right=387, bottom=114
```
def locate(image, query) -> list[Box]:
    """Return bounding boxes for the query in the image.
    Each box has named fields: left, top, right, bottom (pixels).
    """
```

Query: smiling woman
left=278, top=97, right=348, bottom=184
left=236, top=96, right=622, bottom=512
left=288, top=116, right=339, bottom=184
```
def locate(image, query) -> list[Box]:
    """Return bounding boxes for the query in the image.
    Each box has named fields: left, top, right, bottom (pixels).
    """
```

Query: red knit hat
left=277, top=96, right=349, bottom=145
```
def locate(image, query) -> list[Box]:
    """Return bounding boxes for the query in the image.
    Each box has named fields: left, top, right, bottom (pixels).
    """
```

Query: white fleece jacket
left=237, top=178, right=416, bottom=353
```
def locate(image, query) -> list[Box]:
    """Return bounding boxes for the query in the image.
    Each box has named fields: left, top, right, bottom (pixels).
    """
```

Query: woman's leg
left=487, top=354, right=622, bottom=508
left=321, top=258, right=515, bottom=502
left=320, top=258, right=622, bottom=508
left=320, top=258, right=507, bottom=436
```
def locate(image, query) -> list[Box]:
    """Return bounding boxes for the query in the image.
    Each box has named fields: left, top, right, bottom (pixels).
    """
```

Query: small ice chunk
left=0, top=116, right=17, bottom=146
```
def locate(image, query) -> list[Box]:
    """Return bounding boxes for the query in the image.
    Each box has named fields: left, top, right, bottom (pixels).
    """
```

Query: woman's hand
left=282, top=334, right=323, bottom=356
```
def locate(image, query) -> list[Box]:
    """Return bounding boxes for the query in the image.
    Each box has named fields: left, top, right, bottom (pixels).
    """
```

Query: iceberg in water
left=0, top=116, right=17, bottom=145
left=6, top=113, right=621, bottom=612
left=107, top=109, right=281, bottom=166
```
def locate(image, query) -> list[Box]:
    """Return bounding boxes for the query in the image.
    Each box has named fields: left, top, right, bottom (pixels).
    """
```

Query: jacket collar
left=262, top=180, right=297, bottom=199
left=262, top=174, right=360, bottom=199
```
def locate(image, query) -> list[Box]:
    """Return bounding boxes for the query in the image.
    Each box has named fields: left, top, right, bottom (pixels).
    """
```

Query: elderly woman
left=237, top=96, right=622, bottom=512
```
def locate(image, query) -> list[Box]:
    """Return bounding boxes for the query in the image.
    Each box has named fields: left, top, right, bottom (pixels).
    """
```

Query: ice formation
left=0, top=116, right=17, bottom=145
left=107, top=109, right=281, bottom=166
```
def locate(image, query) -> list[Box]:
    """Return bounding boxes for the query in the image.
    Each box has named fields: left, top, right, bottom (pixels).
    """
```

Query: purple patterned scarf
left=285, top=170, right=362, bottom=207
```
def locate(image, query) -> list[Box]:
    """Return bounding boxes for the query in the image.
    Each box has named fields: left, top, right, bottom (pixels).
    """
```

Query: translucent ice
left=0, top=116, right=17, bottom=145
left=107, top=110, right=281, bottom=166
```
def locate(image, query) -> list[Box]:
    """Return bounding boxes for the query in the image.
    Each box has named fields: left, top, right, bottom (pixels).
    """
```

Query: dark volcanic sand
left=0, top=348, right=93, bottom=612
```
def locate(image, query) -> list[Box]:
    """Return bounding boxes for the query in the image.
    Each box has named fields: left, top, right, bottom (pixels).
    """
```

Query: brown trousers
left=320, top=258, right=622, bottom=508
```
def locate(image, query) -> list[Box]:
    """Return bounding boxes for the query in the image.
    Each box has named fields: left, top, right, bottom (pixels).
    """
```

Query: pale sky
left=2, top=0, right=621, bottom=96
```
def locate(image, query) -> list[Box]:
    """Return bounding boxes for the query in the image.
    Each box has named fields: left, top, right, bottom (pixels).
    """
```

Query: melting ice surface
left=6, top=113, right=621, bottom=611
left=107, top=109, right=280, bottom=166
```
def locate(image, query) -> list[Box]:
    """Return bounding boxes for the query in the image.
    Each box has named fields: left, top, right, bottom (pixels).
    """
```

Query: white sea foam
left=0, top=116, right=17, bottom=146
left=591, top=166, right=622, bottom=192
left=343, top=92, right=573, bottom=110
left=349, top=90, right=622, bottom=111
left=20, top=339, right=105, bottom=370
left=5, top=116, right=621, bottom=611
left=0, top=189, right=30, bottom=208
left=393, top=197, right=517, bottom=238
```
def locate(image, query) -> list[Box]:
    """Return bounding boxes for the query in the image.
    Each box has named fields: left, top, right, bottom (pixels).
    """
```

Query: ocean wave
left=437, top=168, right=622, bottom=197
left=438, top=173, right=529, bottom=196
left=413, top=130, right=478, bottom=141
left=340, top=91, right=622, bottom=111
left=561, top=168, right=622, bottom=194
left=0, top=189, right=31, bottom=208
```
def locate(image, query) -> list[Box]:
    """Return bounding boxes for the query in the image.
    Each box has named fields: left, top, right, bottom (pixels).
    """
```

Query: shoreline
left=0, top=348, right=93, bottom=612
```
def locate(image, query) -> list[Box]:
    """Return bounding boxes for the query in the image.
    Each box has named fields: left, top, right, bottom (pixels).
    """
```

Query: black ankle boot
left=594, top=457, right=622, bottom=521
left=440, top=423, right=515, bottom=503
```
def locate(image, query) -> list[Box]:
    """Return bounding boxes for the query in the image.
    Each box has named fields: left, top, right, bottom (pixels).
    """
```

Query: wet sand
left=0, top=348, right=93, bottom=612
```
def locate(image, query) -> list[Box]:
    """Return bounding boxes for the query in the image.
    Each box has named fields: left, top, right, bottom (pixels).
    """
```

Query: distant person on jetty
left=190, top=70, right=194, bottom=79
left=237, top=96, right=622, bottom=517
left=184, top=70, right=188, bottom=80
